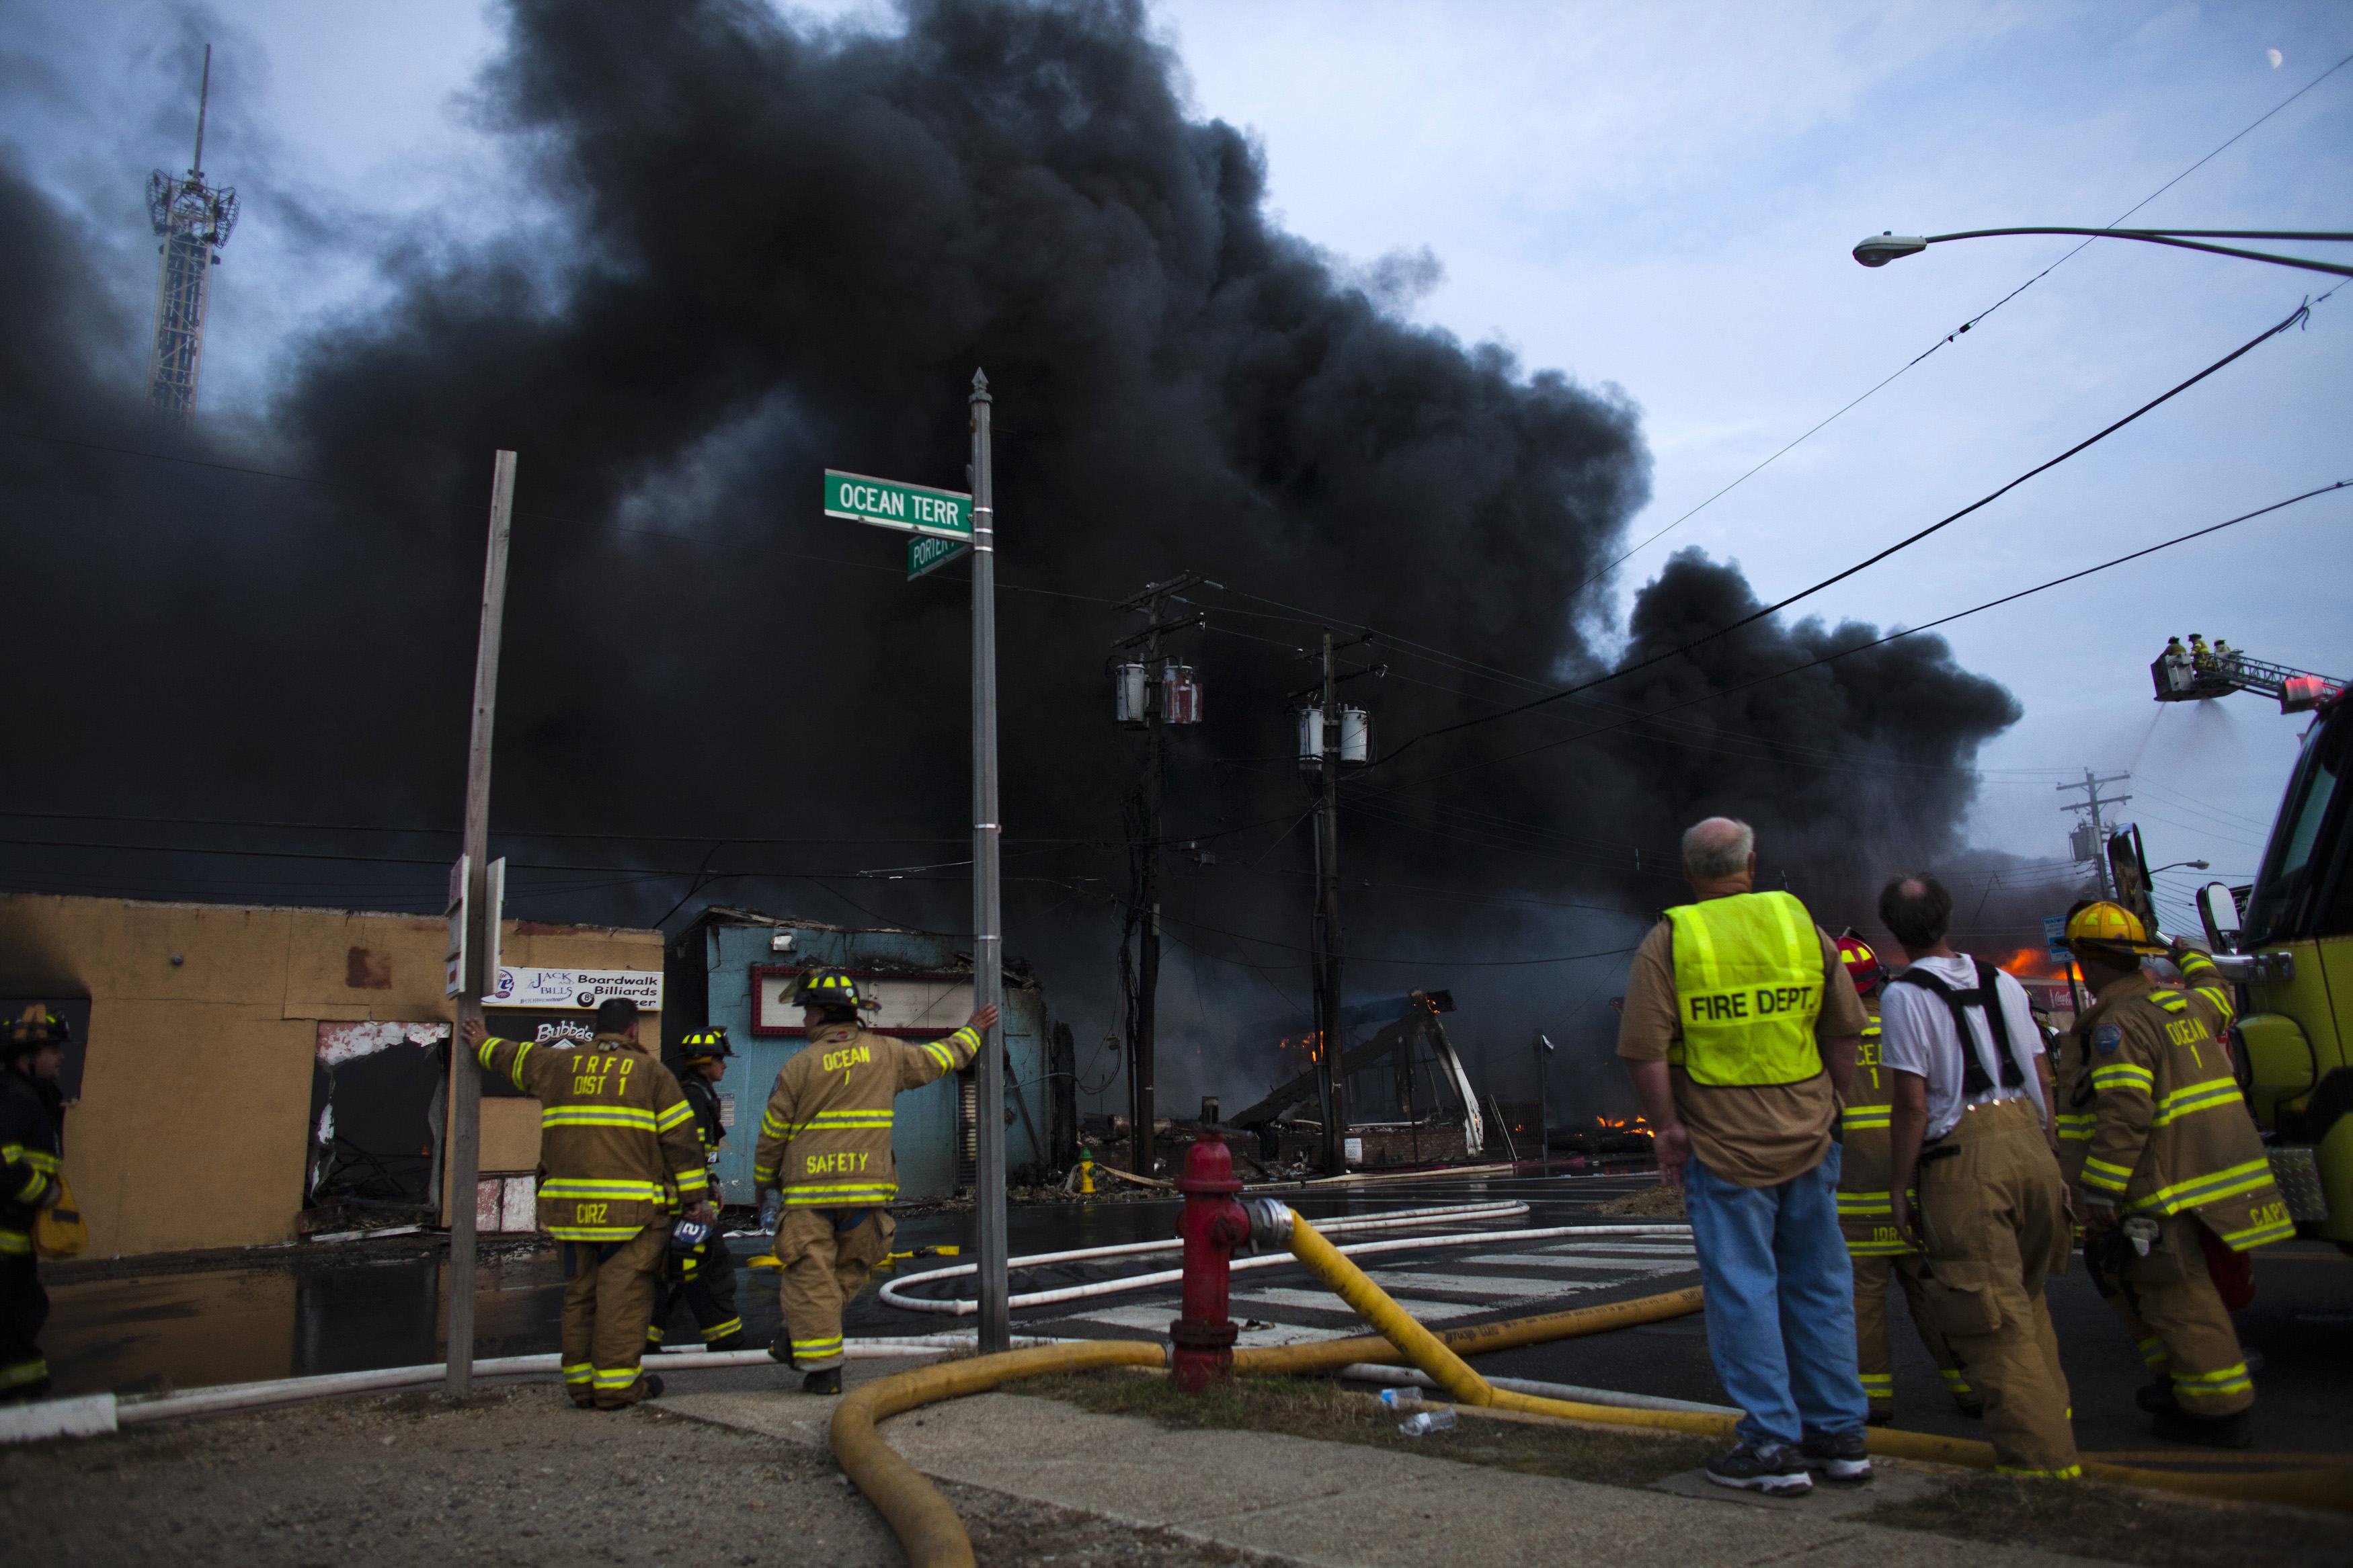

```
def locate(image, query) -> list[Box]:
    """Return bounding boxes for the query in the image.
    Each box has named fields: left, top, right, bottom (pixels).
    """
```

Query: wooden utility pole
left=2058, top=768, right=2132, bottom=901
left=1314, top=631, right=1349, bottom=1175
left=445, top=450, right=515, bottom=1399
left=1113, top=574, right=1201, bottom=1180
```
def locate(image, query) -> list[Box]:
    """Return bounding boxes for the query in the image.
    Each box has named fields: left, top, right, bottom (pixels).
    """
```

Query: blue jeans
left=1682, top=1145, right=1868, bottom=1448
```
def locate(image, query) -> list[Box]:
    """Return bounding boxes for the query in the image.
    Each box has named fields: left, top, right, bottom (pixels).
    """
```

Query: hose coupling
left=1242, top=1197, right=1294, bottom=1254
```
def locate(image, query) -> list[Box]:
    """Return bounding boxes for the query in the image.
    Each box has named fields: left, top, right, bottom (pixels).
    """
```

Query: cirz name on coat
left=1687, top=985, right=1819, bottom=1022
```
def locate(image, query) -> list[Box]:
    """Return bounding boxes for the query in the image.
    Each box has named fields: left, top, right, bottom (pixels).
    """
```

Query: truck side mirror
left=2196, top=882, right=2244, bottom=954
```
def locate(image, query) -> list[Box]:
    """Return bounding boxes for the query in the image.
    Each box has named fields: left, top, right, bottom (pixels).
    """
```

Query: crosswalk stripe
left=1456, top=1252, right=1696, bottom=1275
left=1538, top=1242, right=1696, bottom=1256
left=1059, top=1303, right=1348, bottom=1347
left=1234, top=1287, right=1488, bottom=1321
left=1363, top=1270, right=1586, bottom=1301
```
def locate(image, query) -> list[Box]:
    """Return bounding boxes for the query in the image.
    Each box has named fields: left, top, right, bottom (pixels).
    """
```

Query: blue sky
left=7, top=0, right=2350, bottom=937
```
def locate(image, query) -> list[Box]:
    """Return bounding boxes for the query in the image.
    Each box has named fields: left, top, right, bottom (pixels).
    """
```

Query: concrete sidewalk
left=668, top=1366, right=2104, bottom=1568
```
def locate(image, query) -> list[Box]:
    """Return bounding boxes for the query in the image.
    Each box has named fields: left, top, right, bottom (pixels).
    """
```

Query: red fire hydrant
left=1171, top=1137, right=1250, bottom=1392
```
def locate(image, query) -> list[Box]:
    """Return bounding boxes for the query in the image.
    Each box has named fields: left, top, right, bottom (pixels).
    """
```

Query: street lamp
left=1853, top=228, right=2353, bottom=278
left=2150, top=859, right=2212, bottom=875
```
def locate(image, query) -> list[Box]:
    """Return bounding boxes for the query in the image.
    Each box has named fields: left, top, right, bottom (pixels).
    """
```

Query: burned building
left=663, top=907, right=1076, bottom=1203
left=1229, top=991, right=1490, bottom=1169
left=0, top=893, right=663, bottom=1257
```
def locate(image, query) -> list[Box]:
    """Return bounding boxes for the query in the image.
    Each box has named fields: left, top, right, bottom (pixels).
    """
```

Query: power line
left=0, top=426, right=1125, bottom=609
left=1569, top=46, right=2353, bottom=588
left=1197, top=584, right=2078, bottom=786
left=1376, top=299, right=2321, bottom=772
left=0, top=806, right=1103, bottom=850
left=1384, top=476, right=2351, bottom=791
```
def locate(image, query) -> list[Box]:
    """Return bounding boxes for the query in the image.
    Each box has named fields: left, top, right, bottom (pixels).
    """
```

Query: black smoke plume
left=0, top=0, right=2024, bottom=1111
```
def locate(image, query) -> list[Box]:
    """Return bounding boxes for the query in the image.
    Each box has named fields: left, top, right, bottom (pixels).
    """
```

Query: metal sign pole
left=969, top=370, right=1009, bottom=1355
left=446, top=449, right=515, bottom=1399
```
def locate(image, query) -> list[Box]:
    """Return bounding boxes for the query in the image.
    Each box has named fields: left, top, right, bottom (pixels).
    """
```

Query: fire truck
left=2149, top=640, right=2351, bottom=1246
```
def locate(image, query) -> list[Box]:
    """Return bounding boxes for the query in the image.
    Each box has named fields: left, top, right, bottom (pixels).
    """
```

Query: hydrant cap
left=1176, top=1135, right=1241, bottom=1195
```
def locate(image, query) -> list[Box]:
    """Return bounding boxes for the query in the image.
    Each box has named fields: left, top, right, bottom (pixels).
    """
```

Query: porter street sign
left=824, top=469, right=972, bottom=540
left=907, top=534, right=971, bottom=580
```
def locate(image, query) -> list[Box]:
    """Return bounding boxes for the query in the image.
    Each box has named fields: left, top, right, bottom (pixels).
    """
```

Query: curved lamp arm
left=1853, top=226, right=2353, bottom=278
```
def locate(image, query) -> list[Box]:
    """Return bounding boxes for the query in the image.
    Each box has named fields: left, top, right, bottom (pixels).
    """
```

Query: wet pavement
left=39, top=1170, right=1626, bottom=1396
left=39, top=1167, right=2353, bottom=1464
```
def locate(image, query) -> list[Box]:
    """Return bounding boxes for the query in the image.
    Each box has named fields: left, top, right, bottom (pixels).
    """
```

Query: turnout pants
left=1681, top=1149, right=1869, bottom=1448
left=1851, top=1249, right=1974, bottom=1419
left=0, top=1253, right=48, bottom=1399
left=560, top=1223, right=666, bottom=1409
left=1916, top=1098, right=2079, bottom=1478
left=775, top=1206, right=894, bottom=1372
left=649, top=1233, right=742, bottom=1350
left=2087, top=1212, right=2253, bottom=1417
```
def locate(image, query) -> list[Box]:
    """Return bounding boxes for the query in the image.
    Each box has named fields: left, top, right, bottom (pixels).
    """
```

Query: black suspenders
left=1885, top=958, right=2026, bottom=1096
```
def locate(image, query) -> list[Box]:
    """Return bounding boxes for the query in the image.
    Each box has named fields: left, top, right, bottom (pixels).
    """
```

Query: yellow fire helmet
left=678, top=1024, right=733, bottom=1061
left=2063, top=900, right=2165, bottom=957
left=791, top=967, right=864, bottom=1010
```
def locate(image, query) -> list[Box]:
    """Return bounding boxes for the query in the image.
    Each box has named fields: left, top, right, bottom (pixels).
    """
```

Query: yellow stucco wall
left=0, top=894, right=661, bottom=1258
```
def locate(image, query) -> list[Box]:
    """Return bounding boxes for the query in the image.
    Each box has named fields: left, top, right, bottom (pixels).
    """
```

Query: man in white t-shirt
left=1878, top=874, right=2081, bottom=1481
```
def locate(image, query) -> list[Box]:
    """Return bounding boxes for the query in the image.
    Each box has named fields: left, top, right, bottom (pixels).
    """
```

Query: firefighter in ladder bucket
left=753, top=968, right=996, bottom=1395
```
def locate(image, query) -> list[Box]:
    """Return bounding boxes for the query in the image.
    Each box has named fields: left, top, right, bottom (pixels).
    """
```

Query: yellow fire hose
left=833, top=1206, right=2349, bottom=1567
left=830, top=1338, right=1166, bottom=1568
left=1279, top=1209, right=2353, bottom=1514
left=1232, top=1284, right=1706, bottom=1376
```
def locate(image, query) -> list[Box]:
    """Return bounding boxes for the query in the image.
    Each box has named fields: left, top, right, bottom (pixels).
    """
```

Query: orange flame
left=1995, top=946, right=2067, bottom=981
left=1275, top=1031, right=1326, bottom=1063
left=1593, top=1114, right=1655, bottom=1139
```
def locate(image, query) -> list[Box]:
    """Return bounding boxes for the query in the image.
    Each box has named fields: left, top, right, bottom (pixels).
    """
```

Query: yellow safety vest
left=1665, top=891, right=1825, bottom=1086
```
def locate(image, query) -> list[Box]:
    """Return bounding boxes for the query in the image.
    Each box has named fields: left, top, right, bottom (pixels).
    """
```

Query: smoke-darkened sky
left=9, top=0, right=2338, bottom=1111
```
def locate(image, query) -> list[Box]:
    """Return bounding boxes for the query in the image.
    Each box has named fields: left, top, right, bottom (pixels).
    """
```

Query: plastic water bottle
left=1378, top=1386, right=1423, bottom=1410
left=1398, top=1407, right=1456, bottom=1436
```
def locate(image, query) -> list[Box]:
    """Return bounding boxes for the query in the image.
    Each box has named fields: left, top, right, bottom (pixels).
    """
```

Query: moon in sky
left=2267, top=48, right=2284, bottom=68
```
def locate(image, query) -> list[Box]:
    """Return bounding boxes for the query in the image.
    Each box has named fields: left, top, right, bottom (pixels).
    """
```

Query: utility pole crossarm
left=1113, top=613, right=1205, bottom=650
left=2057, top=768, right=2131, bottom=901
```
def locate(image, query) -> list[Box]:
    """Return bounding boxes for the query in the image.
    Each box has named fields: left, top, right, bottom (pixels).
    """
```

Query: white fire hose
left=881, top=1210, right=1693, bottom=1317
left=0, top=1333, right=1084, bottom=1443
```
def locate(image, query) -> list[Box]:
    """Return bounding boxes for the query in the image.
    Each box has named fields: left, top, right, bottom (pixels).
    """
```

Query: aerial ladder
left=2151, top=635, right=2343, bottom=713
left=2139, top=637, right=2353, bottom=1250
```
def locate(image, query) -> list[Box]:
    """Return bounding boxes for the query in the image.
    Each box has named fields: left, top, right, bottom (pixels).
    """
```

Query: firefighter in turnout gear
left=1831, top=934, right=1978, bottom=1424
left=2063, top=901, right=2287, bottom=1449
left=648, top=1026, right=744, bottom=1354
left=1879, top=876, right=2079, bottom=1481
left=753, top=968, right=996, bottom=1395
left=463, top=999, right=709, bottom=1410
left=1, top=1007, right=69, bottom=1401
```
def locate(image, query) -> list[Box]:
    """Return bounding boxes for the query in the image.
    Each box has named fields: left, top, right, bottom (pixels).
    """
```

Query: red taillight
left=2282, top=675, right=2329, bottom=713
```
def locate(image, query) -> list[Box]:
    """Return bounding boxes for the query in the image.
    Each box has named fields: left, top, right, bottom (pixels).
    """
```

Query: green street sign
left=824, top=468, right=972, bottom=540
left=908, top=534, right=971, bottom=581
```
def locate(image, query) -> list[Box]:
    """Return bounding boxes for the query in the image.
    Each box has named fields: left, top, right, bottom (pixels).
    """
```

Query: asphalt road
left=40, top=1169, right=2353, bottom=1460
